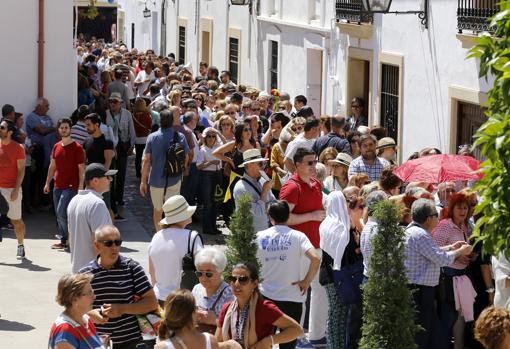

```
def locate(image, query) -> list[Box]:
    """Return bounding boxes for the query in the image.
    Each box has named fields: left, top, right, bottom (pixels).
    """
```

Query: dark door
left=456, top=101, right=486, bottom=159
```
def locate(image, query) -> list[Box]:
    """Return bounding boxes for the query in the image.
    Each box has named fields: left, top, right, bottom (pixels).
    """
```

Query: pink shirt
left=433, top=218, right=469, bottom=270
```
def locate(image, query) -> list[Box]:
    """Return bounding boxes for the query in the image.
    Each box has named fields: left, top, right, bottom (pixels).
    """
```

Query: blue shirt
left=192, top=282, right=234, bottom=317
left=144, top=128, right=189, bottom=188
left=404, top=223, right=456, bottom=287
left=26, top=111, right=54, bottom=144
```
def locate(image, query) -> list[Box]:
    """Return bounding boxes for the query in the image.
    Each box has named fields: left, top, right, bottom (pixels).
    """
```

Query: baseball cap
left=2, top=104, right=22, bottom=117
left=85, top=163, right=118, bottom=181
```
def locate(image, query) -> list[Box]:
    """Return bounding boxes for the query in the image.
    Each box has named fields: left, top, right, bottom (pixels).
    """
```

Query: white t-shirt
left=197, top=144, right=222, bottom=171
left=148, top=228, right=203, bottom=301
left=134, top=70, right=155, bottom=97
left=284, top=134, right=316, bottom=168
left=256, top=225, right=314, bottom=302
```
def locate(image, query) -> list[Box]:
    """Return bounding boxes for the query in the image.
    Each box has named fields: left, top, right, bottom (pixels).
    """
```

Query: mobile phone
left=260, top=170, right=270, bottom=182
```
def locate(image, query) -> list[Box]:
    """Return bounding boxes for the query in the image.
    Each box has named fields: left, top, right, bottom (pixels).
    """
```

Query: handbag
left=332, top=259, right=364, bottom=304
left=180, top=230, right=203, bottom=290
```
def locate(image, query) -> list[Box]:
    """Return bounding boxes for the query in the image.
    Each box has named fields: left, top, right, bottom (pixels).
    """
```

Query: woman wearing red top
left=216, top=262, right=302, bottom=349
left=433, top=192, right=476, bottom=349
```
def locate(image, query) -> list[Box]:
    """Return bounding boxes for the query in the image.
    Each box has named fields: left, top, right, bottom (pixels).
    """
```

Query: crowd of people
left=1, top=39, right=509, bottom=349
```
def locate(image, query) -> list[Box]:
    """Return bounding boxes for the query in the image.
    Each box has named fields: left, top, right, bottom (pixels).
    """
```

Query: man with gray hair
left=360, top=190, right=388, bottom=278
left=180, top=111, right=200, bottom=205
left=404, top=198, right=473, bottom=349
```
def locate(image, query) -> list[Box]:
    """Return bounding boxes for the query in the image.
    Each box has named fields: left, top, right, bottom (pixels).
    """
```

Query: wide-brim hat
left=109, top=92, right=123, bottom=102
left=377, top=137, right=398, bottom=150
left=160, top=195, right=197, bottom=225
left=328, top=152, right=353, bottom=167
left=239, top=148, right=268, bottom=168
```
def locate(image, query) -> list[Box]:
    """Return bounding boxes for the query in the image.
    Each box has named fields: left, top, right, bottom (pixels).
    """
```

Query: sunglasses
left=226, top=111, right=236, bottom=115
left=0, top=126, right=6, bottom=130
left=251, top=108, right=260, bottom=112
left=195, top=271, right=215, bottom=278
left=243, top=128, right=252, bottom=132
left=109, top=100, right=120, bottom=104
left=227, top=275, right=251, bottom=285
left=351, top=105, right=361, bottom=109
left=100, top=239, right=122, bottom=247
left=303, top=160, right=318, bottom=166
left=206, top=135, right=216, bottom=139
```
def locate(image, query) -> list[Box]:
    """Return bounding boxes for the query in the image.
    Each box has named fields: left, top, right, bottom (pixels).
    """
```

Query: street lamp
left=361, top=0, right=428, bottom=28
left=229, top=0, right=253, bottom=14
left=143, top=5, right=151, bottom=18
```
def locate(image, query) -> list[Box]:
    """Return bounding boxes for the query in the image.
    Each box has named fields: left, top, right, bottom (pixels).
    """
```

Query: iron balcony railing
left=336, top=0, right=373, bottom=24
left=457, top=0, right=499, bottom=34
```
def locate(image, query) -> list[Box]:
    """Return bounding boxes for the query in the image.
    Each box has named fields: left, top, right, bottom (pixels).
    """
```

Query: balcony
left=457, top=0, right=499, bottom=34
left=335, top=0, right=373, bottom=24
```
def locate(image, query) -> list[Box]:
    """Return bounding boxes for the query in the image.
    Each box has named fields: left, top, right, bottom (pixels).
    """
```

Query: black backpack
left=165, top=131, right=186, bottom=177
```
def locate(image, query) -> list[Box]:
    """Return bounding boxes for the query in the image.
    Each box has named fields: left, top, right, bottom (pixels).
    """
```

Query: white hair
left=194, top=247, right=227, bottom=272
left=36, top=97, right=48, bottom=107
left=94, top=224, right=120, bottom=241
left=315, top=162, right=327, bottom=183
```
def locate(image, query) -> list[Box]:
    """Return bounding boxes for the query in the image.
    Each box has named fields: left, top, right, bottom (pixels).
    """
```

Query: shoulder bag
left=180, top=230, right=203, bottom=290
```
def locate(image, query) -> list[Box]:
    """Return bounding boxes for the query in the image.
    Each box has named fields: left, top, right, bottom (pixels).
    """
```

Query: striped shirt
left=79, top=255, right=153, bottom=346
left=71, top=121, right=90, bottom=145
left=49, top=313, right=103, bottom=349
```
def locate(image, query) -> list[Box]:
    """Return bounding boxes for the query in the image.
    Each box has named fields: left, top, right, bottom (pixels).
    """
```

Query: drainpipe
left=161, top=0, right=167, bottom=56
left=38, top=0, right=45, bottom=98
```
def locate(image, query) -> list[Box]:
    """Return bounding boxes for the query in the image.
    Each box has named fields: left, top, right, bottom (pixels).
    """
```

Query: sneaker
left=16, top=244, right=25, bottom=260
left=296, top=338, right=314, bottom=349
left=114, top=214, right=127, bottom=222
left=309, top=337, right=327, bottom=347
left=51, top=243, right=67, bottom=250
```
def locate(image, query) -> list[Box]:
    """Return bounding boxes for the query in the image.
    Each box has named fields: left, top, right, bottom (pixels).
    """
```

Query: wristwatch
left=486, top=287, right=495, bottom=293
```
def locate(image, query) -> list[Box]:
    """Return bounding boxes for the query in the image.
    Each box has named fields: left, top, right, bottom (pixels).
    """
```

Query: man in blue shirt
left=140, top=109, right=189, bottom=232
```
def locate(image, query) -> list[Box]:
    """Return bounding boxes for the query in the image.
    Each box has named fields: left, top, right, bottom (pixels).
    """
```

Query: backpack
left=165, top=131, right=186, bottom=177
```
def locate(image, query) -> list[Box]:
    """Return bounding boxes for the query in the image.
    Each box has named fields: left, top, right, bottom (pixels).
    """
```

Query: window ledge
left=456, top=33, right=479, bottom=49
left=337, top=22, right=373, bottom=40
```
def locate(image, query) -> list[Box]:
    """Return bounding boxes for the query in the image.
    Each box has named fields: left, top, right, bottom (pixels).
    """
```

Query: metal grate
left=335, top=0, right=372, bottom=24
left=457, top=0, right=499, bottom=34
left=178, top=26, right=186, bottom=65
left=229, top=37, right=239, bottom=84
left=270, top=40, right=278, bottom=89
left=380, top=64, right=400, bottom=143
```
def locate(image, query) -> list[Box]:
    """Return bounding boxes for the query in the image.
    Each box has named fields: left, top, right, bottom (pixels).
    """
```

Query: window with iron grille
left=270, top=40, right=278, bottom=89
left=229, top=37, right=239, bottom=84
left=178, top=26, right=186, bottom=65
left=380, top=64, right=400, bottom=143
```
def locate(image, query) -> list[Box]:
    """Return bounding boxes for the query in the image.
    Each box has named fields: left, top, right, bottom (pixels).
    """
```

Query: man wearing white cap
left=233, top=149, right=275, bottom=233
left=376, top=137, right=398, bottom=165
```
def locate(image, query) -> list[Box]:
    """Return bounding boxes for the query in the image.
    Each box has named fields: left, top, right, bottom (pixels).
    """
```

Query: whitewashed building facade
left=113, top=0, right=494, bottom=160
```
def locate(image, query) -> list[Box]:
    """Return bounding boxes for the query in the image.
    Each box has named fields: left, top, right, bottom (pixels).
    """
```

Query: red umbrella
left=394, top=154, right=482, bottom=183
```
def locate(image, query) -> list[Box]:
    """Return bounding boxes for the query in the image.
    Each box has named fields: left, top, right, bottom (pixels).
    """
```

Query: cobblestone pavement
left=121, top=156, right=229, bottom=246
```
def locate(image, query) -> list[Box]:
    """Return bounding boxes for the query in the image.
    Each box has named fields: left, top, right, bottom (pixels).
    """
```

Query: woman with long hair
left=156, top=289, right=219, bottom=349
left=324, top=153, right=352, bottom=192
left=216, top=262, right=303, bottom=349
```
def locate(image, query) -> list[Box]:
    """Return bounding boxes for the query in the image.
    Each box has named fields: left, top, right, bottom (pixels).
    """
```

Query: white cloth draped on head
left=319, top=190, right=351, bottom=270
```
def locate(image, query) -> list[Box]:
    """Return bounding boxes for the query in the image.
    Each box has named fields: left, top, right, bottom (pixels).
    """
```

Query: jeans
left=181, top=163, right=199, bottom=205
left=52, top=189, right=77, bottom=244
left=115, top=151, right=128, bottom=204
left=201, top=170, right=219, bottom=233
left=135, top=144, right=146, bottom=178
left=411, top=284, right=440, bottom=349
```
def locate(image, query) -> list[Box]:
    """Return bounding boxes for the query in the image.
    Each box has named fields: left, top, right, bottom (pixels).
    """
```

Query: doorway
left=347, top=57, right=370, bottom=120
left=202, top=31, right=211, bottom=64
left=306, top=49, right=323, bottom=117
left=457, top=101, right=486, bottom=159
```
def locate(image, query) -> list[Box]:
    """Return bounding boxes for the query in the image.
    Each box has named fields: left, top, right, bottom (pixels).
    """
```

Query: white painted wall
left=0, top=0, right=76, bottom=121
left=120, top=0, right=492, bottom=158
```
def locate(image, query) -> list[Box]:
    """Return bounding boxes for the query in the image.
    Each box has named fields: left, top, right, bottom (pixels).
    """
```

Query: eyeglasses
left=100, top=239, right=122, bottom=247
left=195, top=271, right=215, bottom=278
left=228, top=275, right=251, bottom=285
left=243, top=128, right=252, bottom=132
left=291, top=126, right=304, bottom=132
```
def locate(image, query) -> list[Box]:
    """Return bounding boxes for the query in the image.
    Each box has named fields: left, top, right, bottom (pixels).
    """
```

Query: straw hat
left=377, top=137, right=398, bottom=150
left=328, top=153, right=353, bottom=167
left=239, top=149, right=268, bottom=168
left=160, top=195, right=196, bottom=225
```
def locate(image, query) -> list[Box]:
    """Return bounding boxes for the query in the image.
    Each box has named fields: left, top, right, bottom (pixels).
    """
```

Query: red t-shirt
left=217, top=298, right=283, bottom=340
left=52, top=141, right=85, bottom=190
left=279, top=173, right=323, bottom=248
left=0, top=141, right=25, bottom=188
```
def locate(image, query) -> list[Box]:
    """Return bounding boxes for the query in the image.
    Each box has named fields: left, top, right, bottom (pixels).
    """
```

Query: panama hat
left=377, top=137, right=398, bottom=150
left=239, top=149, right=268, bottom=168
left=160, top=195, right=196, bottom=225
left=328, top=153, right=353, bottom=167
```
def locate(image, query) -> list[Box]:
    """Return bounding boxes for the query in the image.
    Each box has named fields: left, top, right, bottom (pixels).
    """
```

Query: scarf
left=320, top=191, right=351, bottom=270
left=221, top=292, right=260, bottom=348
